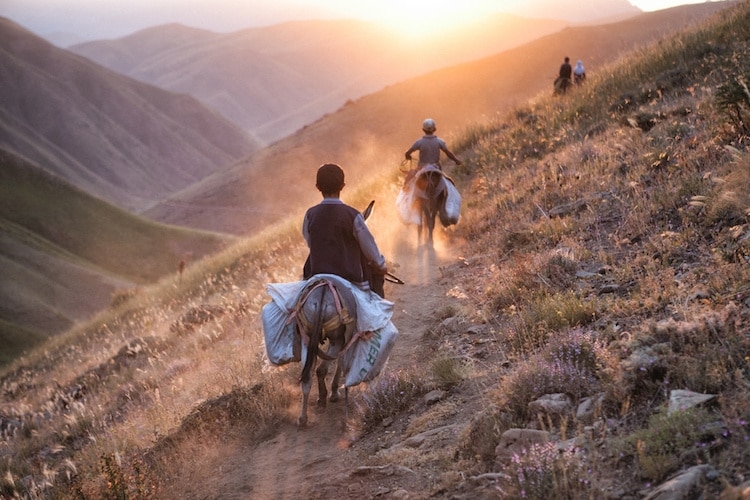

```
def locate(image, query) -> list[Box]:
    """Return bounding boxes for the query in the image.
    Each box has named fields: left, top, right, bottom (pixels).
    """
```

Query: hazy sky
left=0, top=0, right=725, bottom=42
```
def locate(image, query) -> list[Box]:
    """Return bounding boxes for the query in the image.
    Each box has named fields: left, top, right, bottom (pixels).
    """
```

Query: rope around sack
left=285, top=279, right=373, bottom=360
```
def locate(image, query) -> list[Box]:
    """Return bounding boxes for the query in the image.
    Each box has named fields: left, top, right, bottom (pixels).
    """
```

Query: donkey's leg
left=316, top=359, right=330, bottom=407
left=329, top=362, right=342, bottom=402
left=299, top=375, right=313, bottom=426
left=426, top=208, right=436, bottom=246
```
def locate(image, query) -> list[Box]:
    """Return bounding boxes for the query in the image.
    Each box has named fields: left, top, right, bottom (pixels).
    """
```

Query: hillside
left=144, top=2, right=735, bottom=236
left=1, top=1, right=749, bottom=498
left=0, top=148, right=233, bottom=364
left=70, top=16, right=568, bottom=145
left=0, top=17, right=260, bottom=213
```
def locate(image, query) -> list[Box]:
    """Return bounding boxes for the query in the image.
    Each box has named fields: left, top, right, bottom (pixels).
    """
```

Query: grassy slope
left=0, top=148, right=234, bottom=358
left=1, top=1, right=749, bottom=498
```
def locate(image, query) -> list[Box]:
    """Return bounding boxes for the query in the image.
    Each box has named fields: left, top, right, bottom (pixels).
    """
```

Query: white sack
left=261, top=300, right=299, bottom=365
left=396, top=183, right=421, bottom=226
left=341, top=321, right=399, bottom=387
left=440, top=177, right=461, bottom=226
left=262, top=274, right=395, bottom=366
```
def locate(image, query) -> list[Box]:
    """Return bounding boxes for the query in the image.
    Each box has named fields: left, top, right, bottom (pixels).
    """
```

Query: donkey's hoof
left=297, top=415, right=308, bottom=427
left=316, top=398, right=327, bottom=408
left=329, top=392, right=340, bottom=403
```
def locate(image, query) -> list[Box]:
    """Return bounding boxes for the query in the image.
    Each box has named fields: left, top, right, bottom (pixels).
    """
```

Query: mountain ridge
left=0, top=17, right=261, bottom=212
left=70, top=15, right=569, bottom=145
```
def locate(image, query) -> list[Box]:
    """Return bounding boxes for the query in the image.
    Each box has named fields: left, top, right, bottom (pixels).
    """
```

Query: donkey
left=413, top=165, right=447, bottom=246
left=293, top=277, right=358, bottom=426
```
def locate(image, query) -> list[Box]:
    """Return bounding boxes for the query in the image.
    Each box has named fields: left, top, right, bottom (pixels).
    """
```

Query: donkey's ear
left=362, top=200, right=375, bottom=220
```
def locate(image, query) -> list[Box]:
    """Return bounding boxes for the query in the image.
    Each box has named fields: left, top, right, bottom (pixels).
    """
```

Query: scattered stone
left=424, top=390, right=445, bottom=405
left=643, top=464, right=713, bottom=500
left=577, top=393, right=605, bottom=423
left=668, top=390, right=716, bottom=415
left=373, top=486, right=391, bottom=496
left=599, top=283, right=621, bottom=294
left=719, top=480, right=750, bottom=499
left=576, top=270, right=600, bottom=279
left=466, top=325, right=488, bottom=335
left=440, top=316, right=464, bottom=332
left=528, top=393, right=573, bottom=416
left=621, top=347, right=660, bottom=372
left=404, top=435, right=425, bottom=448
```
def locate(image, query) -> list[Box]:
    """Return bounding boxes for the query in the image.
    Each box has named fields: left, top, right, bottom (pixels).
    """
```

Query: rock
left=528, top=393, right=574, bottom=416
left=404, top=435, right=425, bottom=448
left=576, top=393, right=605, bottom=423
left=424, top=390, right=445, bottom=405
left=667, top=390, right=716, bottom=415
left=719, top=480, right=750, bottom=499
left=643, top=465, right=713, bottom=500
left=621, top=347, right=659, bottom=372
left=466, top=325, right=488, bottom=335
left=440, top=316, right=464, bottom=332
left=495, top=428, right=552, bottom=461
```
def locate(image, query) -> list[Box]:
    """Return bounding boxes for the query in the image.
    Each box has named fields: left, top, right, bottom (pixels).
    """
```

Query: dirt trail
left=184, top=228, right=463, bottom=499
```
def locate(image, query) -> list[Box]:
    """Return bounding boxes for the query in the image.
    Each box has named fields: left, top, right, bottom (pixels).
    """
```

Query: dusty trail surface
left=178, top=228, right=470, bottom=499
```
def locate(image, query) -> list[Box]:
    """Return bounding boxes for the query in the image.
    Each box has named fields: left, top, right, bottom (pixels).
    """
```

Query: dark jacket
left=303, top=202, right=367, bottom=283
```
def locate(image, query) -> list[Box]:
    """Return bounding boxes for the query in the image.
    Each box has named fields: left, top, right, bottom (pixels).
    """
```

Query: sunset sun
left=355, top=0, right=501, bottom=39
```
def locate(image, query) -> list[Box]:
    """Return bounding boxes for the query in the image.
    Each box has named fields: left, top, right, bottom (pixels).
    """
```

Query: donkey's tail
left=299, top=285, right=325, bottom=384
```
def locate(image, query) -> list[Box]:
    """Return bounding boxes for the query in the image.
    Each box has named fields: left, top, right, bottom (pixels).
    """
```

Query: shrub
left=357, top=371, right=427, bottom=432
left=616, top=407, right=717, bottom=482
left=430, top=356, right=469, bottom=390
left=501, top=441, right=598, bottom=499
left=500, top=353, right=600, bottom=422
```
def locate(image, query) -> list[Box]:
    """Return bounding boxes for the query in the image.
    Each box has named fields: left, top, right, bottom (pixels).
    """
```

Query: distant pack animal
left=396, top=164, right=461, bottom=246
left=413, top=164, right=448, bottom=245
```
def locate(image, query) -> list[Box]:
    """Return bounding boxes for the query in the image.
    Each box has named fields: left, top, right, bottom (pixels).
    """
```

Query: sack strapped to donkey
left=262, top=274, right=398, bottom=426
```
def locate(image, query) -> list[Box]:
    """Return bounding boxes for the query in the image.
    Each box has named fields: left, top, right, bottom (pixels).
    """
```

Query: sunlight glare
left=365, top=0, right=498, bottom=39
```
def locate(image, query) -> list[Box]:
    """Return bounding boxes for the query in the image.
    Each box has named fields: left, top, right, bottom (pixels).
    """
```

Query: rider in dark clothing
left=559, top=57, right=572, bottom=80
left=556, top=56, right=573, bottom=94
left=302, top=163, right=388, bottom=297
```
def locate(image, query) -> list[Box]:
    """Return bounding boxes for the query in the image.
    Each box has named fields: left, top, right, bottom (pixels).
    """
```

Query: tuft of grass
left=456, top=406, right=512, bottom=464
left=357, top=371, right=427, bottom=432
left=430, top=356, right=469, bottom=390
left=615, top=406, right=717, bottom=482
left=507, top=291, right=598, bottom=353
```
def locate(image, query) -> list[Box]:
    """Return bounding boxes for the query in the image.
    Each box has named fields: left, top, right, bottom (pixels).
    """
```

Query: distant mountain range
left=0, top=18, right=260, bottom=213
left=69, top=16, right=568, bottom=145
